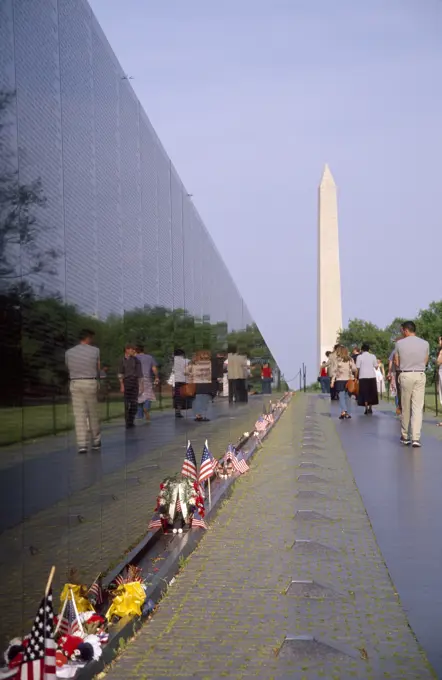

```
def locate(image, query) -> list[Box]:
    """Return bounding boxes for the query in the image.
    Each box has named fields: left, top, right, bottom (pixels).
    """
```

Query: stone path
left=0, top=396, right=271, bottom=651
left=104, top=396, right=434, bottom=680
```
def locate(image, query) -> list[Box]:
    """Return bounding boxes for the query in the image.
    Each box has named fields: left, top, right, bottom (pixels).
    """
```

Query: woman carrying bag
left=329, top=345, right=357, bottom=420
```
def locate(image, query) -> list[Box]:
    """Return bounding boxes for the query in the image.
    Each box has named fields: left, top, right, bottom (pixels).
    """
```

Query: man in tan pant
left=65, top=329, right=101, bottom=454
left=394, top=321, right=429, bottom=448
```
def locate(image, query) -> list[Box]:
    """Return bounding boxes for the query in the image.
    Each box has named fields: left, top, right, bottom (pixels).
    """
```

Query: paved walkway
left=105, top=396, right=435, bottom=680
left=0, top=396, right=272, bottom=651
left=335, top=396, right=442, bottom=677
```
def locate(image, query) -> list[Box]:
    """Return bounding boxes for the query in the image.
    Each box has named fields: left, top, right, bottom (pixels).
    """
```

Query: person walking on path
left=188, top=349, right=213, bottom=421
left=355, top=343, right=379, bottom=415
left=329, top=345, right=357, bottom=420
left=136, top=345, right=159, bottom=422
left=436, top=337, right=442, bottom=427
left=375, top=359, right=386, bottom=395
left=388, top=347, right=402, bottom=415
left=261, top=362, right=273, bottom=394
left=326, top=347, right=339, bottom=401
left=65, top=329, right=101, bottom=454
left=318, top=361, right=330, bottom=394
left=394, top=321, right=429, bottom=447
left=118, top=344, right=144, bottom=429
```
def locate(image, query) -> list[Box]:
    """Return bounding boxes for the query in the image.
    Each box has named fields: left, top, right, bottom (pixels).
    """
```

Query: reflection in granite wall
left=0, top=0, right=262, bottom=652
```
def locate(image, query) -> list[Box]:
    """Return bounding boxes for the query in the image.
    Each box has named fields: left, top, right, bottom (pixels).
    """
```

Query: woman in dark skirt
left=356, top=343, right=379, bottom=414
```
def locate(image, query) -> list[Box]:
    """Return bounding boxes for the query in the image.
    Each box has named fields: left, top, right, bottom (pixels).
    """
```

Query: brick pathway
left=104, top=396, right=434, bottom=680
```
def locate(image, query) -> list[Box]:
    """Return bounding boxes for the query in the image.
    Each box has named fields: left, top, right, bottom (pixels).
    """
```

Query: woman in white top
left=355, top=343, right=379, bottom=414
left=172, top=349, right=189, bottom=418
left=375, top=359, right=386, bottom=395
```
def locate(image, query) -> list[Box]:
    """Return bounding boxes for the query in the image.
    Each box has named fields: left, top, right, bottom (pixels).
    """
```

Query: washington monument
left=317, top=164, right=343, bottom=367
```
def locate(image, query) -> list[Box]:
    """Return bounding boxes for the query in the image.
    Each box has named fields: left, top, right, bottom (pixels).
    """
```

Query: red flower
left=193, top=482, right=199, bottom=490
left=160, top=483, right=164, bottom=490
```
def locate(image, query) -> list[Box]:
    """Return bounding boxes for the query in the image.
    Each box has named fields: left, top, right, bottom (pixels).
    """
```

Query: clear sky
left=89, top=0, right=442, bottom=385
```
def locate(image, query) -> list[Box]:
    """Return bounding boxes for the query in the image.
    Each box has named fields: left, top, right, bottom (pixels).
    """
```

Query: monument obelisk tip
left=317, top=164, right=343, bottom=368
left=320, top=163, right=336, bottom=186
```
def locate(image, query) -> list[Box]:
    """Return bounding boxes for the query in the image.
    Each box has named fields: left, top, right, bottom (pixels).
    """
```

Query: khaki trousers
left=398, top=372, right=426, bottom=441
left=70, top=379, right=101, bottom=448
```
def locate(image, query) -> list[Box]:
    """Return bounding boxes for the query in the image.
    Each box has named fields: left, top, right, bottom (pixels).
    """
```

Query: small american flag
left=191, top=507, right=207, bottom=530
left=87, top=577, right=103, bottom=606
left=255, top=417, right=267, bottom=433
left=223, top=443, right=236, bottom=465
left=148, top=513, right=163, bottom=530
left=19, top=589, right=56, bottom=680
left=231, top=449, right=249, bottom=474
left=182, top=441, right=197, bottom=481
left=57, top=598, right=80, bottom=637
left=198, top=440, right=217, bottom=484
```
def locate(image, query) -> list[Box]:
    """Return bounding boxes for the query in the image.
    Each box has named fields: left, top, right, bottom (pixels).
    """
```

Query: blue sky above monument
left=89, top=0, right=442, bottom=383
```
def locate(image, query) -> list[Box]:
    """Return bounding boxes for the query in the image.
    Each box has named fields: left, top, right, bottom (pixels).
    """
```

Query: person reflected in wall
left=261, top=362, right=273, bottom=394
left=65, top=329, right=101, bottom=454
left=188, top=349, right=213, bottom=422
left=211, top=352, right=225, bottom=402
left=227, top=344, right=248, bottom=403
left=172, top=348, right=190, bottom=418
left=118, top=343, right=143, bottom=429
left=136, top=345, right=159, bottom=422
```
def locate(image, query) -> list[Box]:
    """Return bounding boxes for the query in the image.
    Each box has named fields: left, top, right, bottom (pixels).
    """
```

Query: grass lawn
left=0, top=397, right=172, bottom=446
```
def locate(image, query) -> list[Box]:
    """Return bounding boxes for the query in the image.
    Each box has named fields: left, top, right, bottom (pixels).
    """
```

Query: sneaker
left=344, top=413, right=352, bottom=419
left=78, top=448, right=87, bottom=454
left=412, top=441, right=421, bottom=448
left=400, top=437, right=410, bottom=446
left=92, top=442, right=101, bottom=451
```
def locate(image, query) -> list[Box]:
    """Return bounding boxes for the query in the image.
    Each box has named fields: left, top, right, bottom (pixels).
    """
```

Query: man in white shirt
left=394, top=321, right=429, bottom=447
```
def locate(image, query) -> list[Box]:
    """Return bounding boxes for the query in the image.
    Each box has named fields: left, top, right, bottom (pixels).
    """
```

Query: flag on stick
left=56, top=598, right=80, bottom=637
left=87, top=576, right=104, bottom=606
left=191, top=506, right=207, bottom=530
left=148, top=514, right=163, bottom=530
left=231, top=449, right=249, bottom=474
left=19, top=588, right=56, bottom=680
left=198, top=440, right=217, bottom=484
left=182, top=441, right=197, bottom=481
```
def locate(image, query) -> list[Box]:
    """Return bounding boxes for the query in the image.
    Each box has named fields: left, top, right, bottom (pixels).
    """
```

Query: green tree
left=338, top=319, right=391, bottom=362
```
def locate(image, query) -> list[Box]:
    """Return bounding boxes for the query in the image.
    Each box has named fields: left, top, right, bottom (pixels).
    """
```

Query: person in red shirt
left=318, top=361, right=330, bottom=394
left=261, top=362, right=273, bottom=394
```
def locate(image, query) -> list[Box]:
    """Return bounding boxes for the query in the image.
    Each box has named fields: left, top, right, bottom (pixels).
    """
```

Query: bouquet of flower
left=155, top=476, right=205, bottom=527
